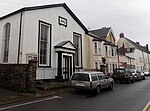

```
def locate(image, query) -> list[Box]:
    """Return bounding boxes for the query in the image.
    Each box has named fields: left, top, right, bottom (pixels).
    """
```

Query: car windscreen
left=129, top=69, right=135, bottom=73
left=114, top=69, right=125, bottom=73
left=71, top=73, right=90, bottom=81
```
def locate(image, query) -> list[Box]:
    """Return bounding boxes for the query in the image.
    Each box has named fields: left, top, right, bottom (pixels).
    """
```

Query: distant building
left=117, top=33, right=150, bottom=71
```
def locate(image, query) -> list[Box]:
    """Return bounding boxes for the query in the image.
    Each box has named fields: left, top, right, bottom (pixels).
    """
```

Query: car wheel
left=74, top=88, right=79, bottom=92
left=96, top=86, right=101, bottom=94
left=109, top=83, right=113, bottom=90
left=127, top=78, right=131, bottom=84
left=132, top=78, right=135, bottom=83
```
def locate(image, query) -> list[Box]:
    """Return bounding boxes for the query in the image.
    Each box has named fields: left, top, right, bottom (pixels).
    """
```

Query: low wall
left=0, top=60, right=37, bottom=92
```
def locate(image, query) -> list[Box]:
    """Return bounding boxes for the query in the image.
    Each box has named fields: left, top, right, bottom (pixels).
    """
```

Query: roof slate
left=90, top=27, right=111, bottom=39
left=124, top=37, right=149, bottom=53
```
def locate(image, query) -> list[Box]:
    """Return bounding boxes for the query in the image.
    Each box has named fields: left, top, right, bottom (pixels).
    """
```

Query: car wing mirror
left=105, top=76, right=109, bottom=79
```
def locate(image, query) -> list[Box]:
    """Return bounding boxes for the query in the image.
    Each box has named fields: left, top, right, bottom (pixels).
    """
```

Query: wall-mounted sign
left=58, top=16, right=67, bottom=27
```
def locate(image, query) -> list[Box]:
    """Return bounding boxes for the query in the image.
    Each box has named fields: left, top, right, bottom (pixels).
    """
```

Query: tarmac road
left=0, top=77, right=150, bottom=111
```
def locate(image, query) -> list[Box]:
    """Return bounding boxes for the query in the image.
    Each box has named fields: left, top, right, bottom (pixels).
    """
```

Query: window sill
left=93, top=54, right=102, bottom=56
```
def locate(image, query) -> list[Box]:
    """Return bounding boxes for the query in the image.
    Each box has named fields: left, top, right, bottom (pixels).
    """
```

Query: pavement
left=0, top=82, right=71, bottom=106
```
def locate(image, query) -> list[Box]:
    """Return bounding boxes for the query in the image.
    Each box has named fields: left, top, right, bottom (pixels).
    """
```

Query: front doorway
left=63, top=55, right=72, bottom=81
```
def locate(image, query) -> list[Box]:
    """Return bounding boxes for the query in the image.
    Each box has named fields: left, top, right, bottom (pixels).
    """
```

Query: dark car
left=113, top=68, right=135, bottom=83
left=139, top=71, right=145, bottom=80
left=129, top=69, right=142, bottom=81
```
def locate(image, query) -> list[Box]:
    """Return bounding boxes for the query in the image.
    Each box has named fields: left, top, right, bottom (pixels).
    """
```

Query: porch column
left=56, top=52, right=63, bottom=82
left=73, top=54, right=75, bottom=72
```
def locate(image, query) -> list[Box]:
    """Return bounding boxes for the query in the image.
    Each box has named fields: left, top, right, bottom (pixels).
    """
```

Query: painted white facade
left=0, top=4, right=87, bottom=80
left=0, top=13, right=21, bottom=63
left=117, top=35, right=150, bottom=71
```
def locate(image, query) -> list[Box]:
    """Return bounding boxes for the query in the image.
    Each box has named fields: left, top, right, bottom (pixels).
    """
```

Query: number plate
left=75, top=83, right=85, bottom=86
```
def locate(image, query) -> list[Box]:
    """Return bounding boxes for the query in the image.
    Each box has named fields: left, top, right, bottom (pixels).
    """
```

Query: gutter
left=17, top=11, right=23, bottom=64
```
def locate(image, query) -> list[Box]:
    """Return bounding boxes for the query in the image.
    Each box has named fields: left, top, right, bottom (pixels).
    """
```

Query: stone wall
left=0, top=60, right=37, bottom=92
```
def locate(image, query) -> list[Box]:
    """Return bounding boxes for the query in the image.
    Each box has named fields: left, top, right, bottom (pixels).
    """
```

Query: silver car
left=70, top=71, right=114, bottom=94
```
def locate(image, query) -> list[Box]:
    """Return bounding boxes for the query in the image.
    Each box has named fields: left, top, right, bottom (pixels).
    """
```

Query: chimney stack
left=136, top=42, right=140, bottom=45
left=119, top=33, right=124, bottom=38
left=146, top=44, right=149, bottom=52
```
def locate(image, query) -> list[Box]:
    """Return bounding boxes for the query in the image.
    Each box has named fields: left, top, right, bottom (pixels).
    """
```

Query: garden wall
left=0, top=60, right=37, bottom=92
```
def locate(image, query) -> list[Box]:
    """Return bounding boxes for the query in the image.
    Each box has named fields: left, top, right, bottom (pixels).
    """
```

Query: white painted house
left=117, top=33, right=150, bottom=71
left=0, top=3, right=88, bottom=81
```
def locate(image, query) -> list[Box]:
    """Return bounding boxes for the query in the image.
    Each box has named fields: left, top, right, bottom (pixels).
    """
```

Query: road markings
left=0, top=96, right=62, bottom=111
left=143, top=100, right=150, bottom=111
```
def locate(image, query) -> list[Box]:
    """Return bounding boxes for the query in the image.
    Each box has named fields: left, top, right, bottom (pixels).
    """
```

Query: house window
left=39, top=21, right=51, bottom=66
left=94, top=42, right=97, bottom=54
left=95, top=62, right=98, bottom=70
left=98, top=42, right=101, bottom=54
left=94, top=42, right=101, bottom=54
left=3, top=23, right=11, bottom=62
left=112, top=64, right=115, bottom=72
left=105, top=46, right=108, bottom=56
left=115, top=49, right=117, bottom=56
left=140, top=57, right=142, bottom=62
left=112, top=48, right=114, bottom=56
left=73, top=32, right=82, bottom=67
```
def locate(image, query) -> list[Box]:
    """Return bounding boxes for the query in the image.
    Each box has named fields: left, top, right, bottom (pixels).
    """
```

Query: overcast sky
left=1, top=0, right=150, bottom=46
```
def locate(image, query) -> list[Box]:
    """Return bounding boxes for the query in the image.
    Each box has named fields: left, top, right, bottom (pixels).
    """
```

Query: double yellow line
left=143, top=100, right=150, bottom=111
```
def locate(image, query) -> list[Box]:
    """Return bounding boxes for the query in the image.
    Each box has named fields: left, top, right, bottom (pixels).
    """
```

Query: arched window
left=3, top=23, right=11, bottom=62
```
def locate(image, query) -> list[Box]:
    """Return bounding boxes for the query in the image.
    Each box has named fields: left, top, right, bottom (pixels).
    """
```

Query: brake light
left=124, top=75, right=128, bottom=78
left=90, top=82, right=93, bottom=88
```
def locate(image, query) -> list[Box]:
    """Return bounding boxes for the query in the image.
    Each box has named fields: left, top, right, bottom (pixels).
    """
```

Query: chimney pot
left=146, top=44, right=149, bottom=52
left=136, top=42, right=140, bottom=45
left=119, top=33, right=124, bottom=38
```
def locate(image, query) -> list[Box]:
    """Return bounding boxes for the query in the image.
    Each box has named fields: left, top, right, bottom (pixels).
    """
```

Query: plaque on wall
left=58, top=16, right=67, bottom=27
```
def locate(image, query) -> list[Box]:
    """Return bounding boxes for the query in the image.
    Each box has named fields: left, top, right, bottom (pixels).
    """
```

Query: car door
left=97, top=73, right=105, bottom=88
left=91, top=73, right=99, bottom=89
left=102, top=74, right=110, bottom=88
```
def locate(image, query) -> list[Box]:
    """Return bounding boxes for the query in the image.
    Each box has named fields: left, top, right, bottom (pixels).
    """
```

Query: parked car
left=144, top=71, right=150, bottom=76
left=129, top=69, right=142, bottom=81
left=113, top=68, right=135, bottom=83
left=139, top=71, right=145, bottom=80
left=70, top=71, right=114, bottom=94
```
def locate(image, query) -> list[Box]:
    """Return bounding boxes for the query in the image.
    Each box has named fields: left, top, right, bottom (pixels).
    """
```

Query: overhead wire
left=0, top=0, right=30, bottom=5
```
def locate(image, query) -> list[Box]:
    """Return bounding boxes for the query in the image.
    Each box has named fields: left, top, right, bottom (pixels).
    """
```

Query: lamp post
left=117, top=45, right=120, bottom=68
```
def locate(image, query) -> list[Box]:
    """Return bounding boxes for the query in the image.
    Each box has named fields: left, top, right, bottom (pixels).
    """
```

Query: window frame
left=94, top=41, right=101, bottom=54
left=38, top=20, right=51, bottom=67
left=94, top=42, right=97, bottom=54
left=95, top=62, right=98, bottom=70
left=105, top=46, right=108, bottom=56
left=3, top=23, right=11, bottom=62
left=73, top=32, right=82, bottom=68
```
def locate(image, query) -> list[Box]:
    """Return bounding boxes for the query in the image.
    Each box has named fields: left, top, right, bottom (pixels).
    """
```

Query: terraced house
left=0, top=3, right=88, bottom=81
left=117, top=33, right=150, bottom=71
left=85, top=27, right=118, bottom=74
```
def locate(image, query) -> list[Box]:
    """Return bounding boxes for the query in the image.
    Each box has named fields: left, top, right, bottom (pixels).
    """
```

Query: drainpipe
left=117, top=45, right=119, bottom=68
left=17, top=11, right=23, bottom=64
left=142, top=51, right=145, bottom=70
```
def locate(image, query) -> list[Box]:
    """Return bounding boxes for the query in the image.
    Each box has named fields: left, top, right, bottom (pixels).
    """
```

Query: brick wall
left=0, top=60, right=37, bottom=92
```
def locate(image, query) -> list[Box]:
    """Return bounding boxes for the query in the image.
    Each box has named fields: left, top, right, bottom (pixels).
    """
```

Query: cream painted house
left=117, top=33, right=150, bottom=71
left=84, top=27, right=118, bottom=74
